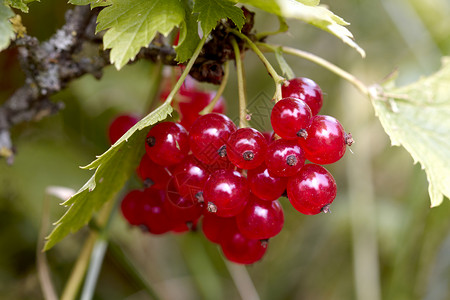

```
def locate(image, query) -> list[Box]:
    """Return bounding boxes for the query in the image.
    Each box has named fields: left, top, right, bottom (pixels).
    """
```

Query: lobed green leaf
left=372, top=57, right=450, bottom=207
left=175, top=1, right=200, bottom=63
left=96, top=0, right=185, bottom=70
left=235, top=0, right=365, bottom=57
left=193, top=0, right=244, bottom=36
left=0, top=2, right=14, bottom=51
left=44, top=102, right=173, bottom=250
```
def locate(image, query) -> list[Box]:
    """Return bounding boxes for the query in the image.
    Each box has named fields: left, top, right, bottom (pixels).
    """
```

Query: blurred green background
left=0, top=0, right=449, bottom=299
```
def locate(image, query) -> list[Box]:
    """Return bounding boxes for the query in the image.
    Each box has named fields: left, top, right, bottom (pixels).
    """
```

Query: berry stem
left=199, top=61, right=230, bottom=115
left=258, top=42, right=370, bottom=97
left=230, top=37, right=249, bottom=128
left=229, top=29, right=285, bottom=102
left=163, top=35, right=208, bottom=106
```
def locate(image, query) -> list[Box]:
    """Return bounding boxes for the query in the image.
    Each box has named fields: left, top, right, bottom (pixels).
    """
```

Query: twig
left=231, top=37, right=249, bottom=128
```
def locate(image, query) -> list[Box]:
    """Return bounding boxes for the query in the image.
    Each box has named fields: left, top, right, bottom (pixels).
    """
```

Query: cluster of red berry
left=109, top=77, right=352, bottom=264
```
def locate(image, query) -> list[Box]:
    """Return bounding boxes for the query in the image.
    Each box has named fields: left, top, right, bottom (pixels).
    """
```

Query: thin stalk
left=80, top=239, right=108, bottom=300
left=224, top=260, right=260, bottom=300
left=79, top=194, right=119, bottom=300
left=229, top=29, right=285, bottom=101
left=260, top=43, right=370, bottom=96
left=61, top=196, right=116, bottom=300
left=199, top=61, right=230, bottom=115
left=37, top=192, right=58, bottom=300
left=230, top=37, right=249, bottom=128
left=163, top=35, right=208, bottom=106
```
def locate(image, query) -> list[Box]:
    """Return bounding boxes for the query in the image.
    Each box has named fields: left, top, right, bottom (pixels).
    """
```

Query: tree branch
left=0, top=6, right=256, bottom=163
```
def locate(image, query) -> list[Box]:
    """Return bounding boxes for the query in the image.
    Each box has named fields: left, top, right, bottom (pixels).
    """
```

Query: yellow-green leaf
left=372, top=57, right=450, bottom=207
left=44, top=103, right=173, bottom=250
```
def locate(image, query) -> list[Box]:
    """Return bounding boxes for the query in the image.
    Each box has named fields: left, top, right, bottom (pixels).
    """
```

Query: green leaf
left=193, top=0, right=244, bottom=36
left=44, top=103, right=173, bottom=250
left=96, top=0, right=185, bottom=70
left=372, top=57, right=450, bottom=207
left=295, top=0, right=319, bottom=6
left=175, top=1, right=200, bottom=63
left=68, top=0, right=112, bottom=8
left=0, top=3, right=14, bottom=51
left=235, top=0, right=365, bottom=57
left=275, top=47, right=295, bottom=79
left=4, top=0, right=39, bottom=13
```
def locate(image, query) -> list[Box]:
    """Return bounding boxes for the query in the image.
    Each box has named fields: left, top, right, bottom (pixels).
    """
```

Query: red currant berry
left=145, top=122, right=189, bottom=166
left=137, top=154, right=172, bottom=189
left=203, top=169, right=250, bottom=217
left=298, top=115, right=346, bottom=164
left=265, top=139, right=305, bottom=177
left=287, top=164, right=337, bottom=215
left=178, top=89, right=225, bottom=130
left=282, top=77, right=323, bottom=116
left=247, top=163, right=288, bottom=201
left=271, top=97, right=312, bottom=140
left=139, top=188, right=174, bottom=234
left=202, top=214, right=236, bottom=244
left=168, top=155, right=209, bottom=203
left=120, top=189, right=145, bottom=226
left=189, top=113, right=237, bottom=165
left=164, top=192, right=204, bottom=225
left=236, top=196, right=284, bottom=240
left=108, top=114, right=139, bottom=144
left=227, top=128, right=268, bottom=169
left=220, top=223, right=268, bottom=264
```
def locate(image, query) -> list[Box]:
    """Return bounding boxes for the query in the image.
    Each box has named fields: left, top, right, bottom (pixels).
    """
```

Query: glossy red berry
left=265, top=139, right=305, bottom=177
left=247, top=163, right=288, bottom=201
left=271, top=97, right=312, bottom=140
left=164, top=192, right=204, bottom=225
left=137, top=154, right=172, bottom=189
left=120, top=189, right=146, bottom=226
left=227, top=128, right=268, bottom=169
left=145, top=122, right=189, bottom=166
left=287, top=164, right=337, bottom=215
left=108, top=114, right=139, bottom=144
left=220, top=222, right=268, bottom=264
left=201, top=214, right=236, bottom=244
left=139, top=188, right=174, bottom=234
left=203, top=169, right=250, bottom=217
left=298, top=115, right=346, bottom=164
left=236, top=196, right=284, bottom=240
left=168, top=155, right=209, bottom=203
left=189, top=113, right=237, bottom=165
left=282, top=77, right=323, bottom=116
left=178, top=89, right=225, bottom=130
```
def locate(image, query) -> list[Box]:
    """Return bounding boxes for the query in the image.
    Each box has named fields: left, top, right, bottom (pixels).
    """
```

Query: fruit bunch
left=109, top=77, right=352, bottom=265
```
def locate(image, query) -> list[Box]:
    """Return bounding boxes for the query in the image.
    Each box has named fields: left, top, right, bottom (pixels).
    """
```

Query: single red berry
left=271, top=97, right=312, bottom=140
left=137, top=154, right=172, bottom=189
left=189, top=113, right=237, bottom=165
left=298, top=115, right=346, bottom=164
left=265, top=139, right=305, bottom=177
left=168, top=155, right=209, bottom=203
left=203, top=169, right=250, bottom=217
left=120, top=189, right=146, bottom=226
left=247, top=163, right=287, bottom=201
left=220, top=222, right=268, bottom=264
left=145, top=122, right=190, bottom=166
left=202, top=214, right=236, bottom=244
left=287, top=164, right=337, bottom=215
left=108, top=114, right=139, bottom=144
left=139, top=188, right=174, bottom=234
left=227, top=128, right=268, bottom=170
left=178, top=89, right=225, bottom=130
left=282, top=77, right=323, bottom=116
left=236, top=195, right=284, bottom=240
left=164, top=192, right=204, bottom=226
